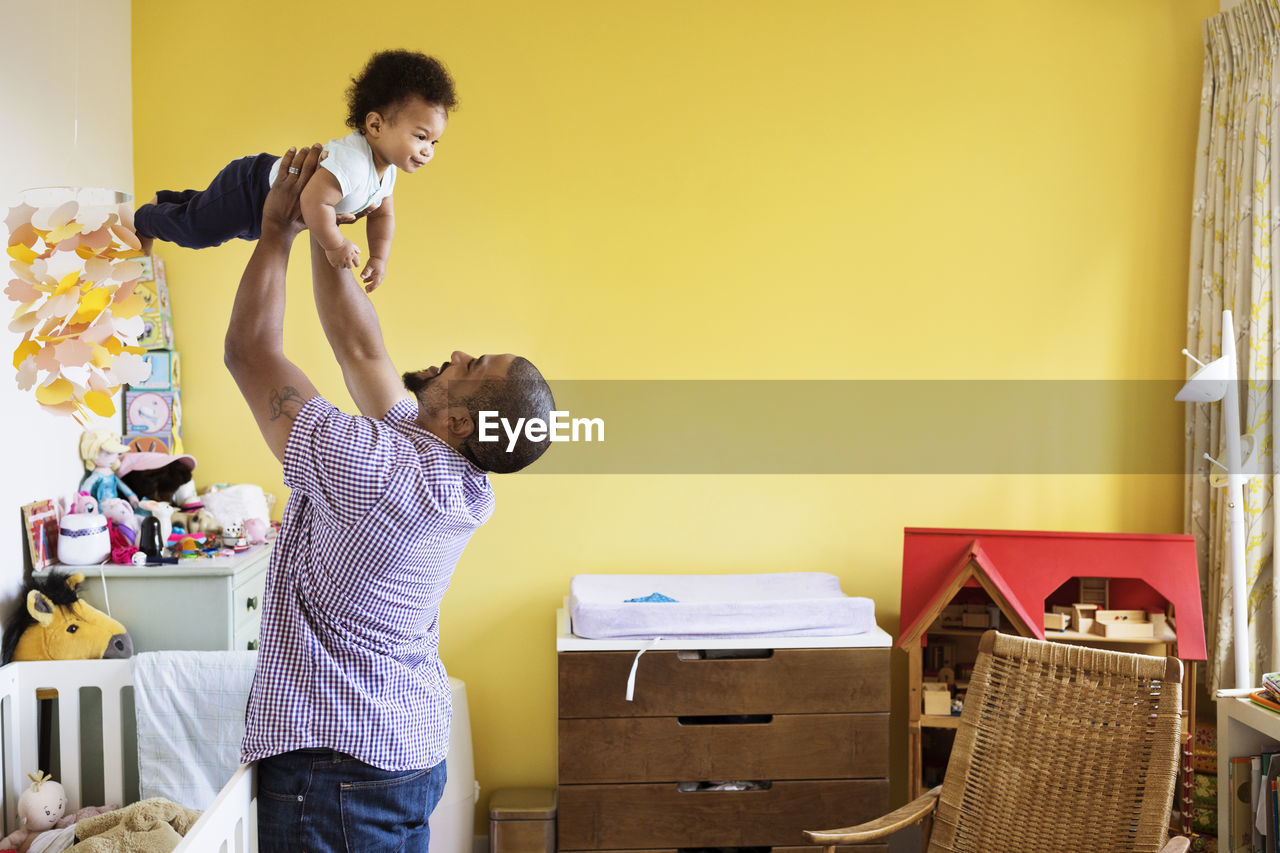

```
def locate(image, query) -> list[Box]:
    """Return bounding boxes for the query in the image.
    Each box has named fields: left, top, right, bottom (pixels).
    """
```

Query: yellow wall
left=132, top=0, right=1217, bottom=814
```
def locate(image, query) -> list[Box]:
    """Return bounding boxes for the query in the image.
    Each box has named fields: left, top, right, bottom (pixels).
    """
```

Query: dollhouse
left=898, top=527, right=1206, bottom=799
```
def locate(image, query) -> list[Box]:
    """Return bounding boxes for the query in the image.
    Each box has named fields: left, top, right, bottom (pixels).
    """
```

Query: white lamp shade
left=1175, top=354, right=1233, bottom=402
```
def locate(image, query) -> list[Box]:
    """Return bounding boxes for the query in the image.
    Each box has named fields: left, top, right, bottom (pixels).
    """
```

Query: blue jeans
left=257, top=749, right=446, bottom=852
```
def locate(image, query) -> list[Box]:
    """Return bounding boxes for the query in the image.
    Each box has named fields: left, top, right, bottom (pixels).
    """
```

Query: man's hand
left=360, top=256, right=387, bottom=291
left=325, top=239, right=362, bottom=269
left=262, top=144, right=324, bottom=240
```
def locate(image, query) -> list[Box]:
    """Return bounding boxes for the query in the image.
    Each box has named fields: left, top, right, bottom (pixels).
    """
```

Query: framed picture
left=21, top=499, right=59, bottom=570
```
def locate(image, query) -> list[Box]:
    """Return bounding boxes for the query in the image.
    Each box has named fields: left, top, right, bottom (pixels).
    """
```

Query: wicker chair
left=805, top=630, right=1190, bottom=853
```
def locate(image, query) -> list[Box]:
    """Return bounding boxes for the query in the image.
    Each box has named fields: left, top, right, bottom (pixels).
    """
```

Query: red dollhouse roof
left=897, top=527, right=1206, bottom=661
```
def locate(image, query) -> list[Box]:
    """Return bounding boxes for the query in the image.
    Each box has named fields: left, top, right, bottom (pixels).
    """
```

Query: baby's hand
left=324, top=239, right=361, bottom=270
left=360, top=257, right=386, bottom=292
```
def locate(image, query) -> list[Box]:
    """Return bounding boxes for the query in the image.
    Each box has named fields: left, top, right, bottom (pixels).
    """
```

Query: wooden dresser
left=557, top=609, right=893, bottom=852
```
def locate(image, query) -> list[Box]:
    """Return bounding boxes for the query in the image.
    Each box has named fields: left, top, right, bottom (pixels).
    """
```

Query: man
left=223, top=144, right=553, bottom=852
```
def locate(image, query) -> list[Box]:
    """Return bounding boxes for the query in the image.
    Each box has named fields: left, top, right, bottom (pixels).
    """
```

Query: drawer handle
left=247, top=640, right=258, bottom=651
left=246, top=596, right=259, bottom=611
left=677, top=714, right=773, bottom=726
left=676, top=781, right=772, bottom=792
left=676, top=649, right=773, bottom=661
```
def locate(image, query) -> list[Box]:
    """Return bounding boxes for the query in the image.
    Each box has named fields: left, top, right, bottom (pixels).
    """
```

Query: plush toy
left=171, top=507, right=220, bottom=538
left=69, top=491, right=99, bottom=515
left=1, top=573, right=132, bottom=664
left=72, top=797, right=201, bottom=852
left=20, top=772, right=63, bottom=831
left=100, top=498, right=138, bottom=541
left=0, top=802, right=117, bottom=853
left=78, top=429, right=140, bottom=509
left=200, top=484, right=272, bottom=533
left=0, top=770, right=65, bottom=852
left=243, top=517, right=269, bottom=545
left=100, top=497, right=140, bottom=564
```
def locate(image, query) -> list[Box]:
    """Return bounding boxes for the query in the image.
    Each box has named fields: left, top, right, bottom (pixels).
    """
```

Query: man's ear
left=364, top=111, right=385, bottom=137
left=445, top=407, right=475, bottom=441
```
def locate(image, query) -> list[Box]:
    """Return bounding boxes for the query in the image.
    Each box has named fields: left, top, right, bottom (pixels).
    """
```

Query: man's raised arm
left=309, top=232, right=410, bottom=419
left=224, top=145, right=324, bottom=462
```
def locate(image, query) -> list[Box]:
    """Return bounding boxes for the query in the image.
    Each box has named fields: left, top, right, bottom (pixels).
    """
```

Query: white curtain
left=1186, top=0, right=1280, bottom=690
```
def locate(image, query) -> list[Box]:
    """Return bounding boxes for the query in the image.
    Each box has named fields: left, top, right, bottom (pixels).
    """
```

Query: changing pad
left=569, top=573, right=876, bottom=640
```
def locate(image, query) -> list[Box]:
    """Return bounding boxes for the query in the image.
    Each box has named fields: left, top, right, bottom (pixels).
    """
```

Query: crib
left=0, top=658, right=253, bottom=851
left=0, top=658, right=478, bottom=853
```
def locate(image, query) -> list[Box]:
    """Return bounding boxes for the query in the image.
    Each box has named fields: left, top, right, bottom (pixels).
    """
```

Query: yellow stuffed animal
left=1, top=572, right=132, bottom=664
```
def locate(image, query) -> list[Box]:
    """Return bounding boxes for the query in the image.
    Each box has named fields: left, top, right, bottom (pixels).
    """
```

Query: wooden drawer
left=567, top=848, right=887, bottom=852
left=559, top=648, right=890, bottom=717
left=559, top=712, right=888, bottom=783
left=557, top=779, right=888, bottom=851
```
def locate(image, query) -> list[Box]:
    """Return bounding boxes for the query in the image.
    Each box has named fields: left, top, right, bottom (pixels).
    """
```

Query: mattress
left=569, top=573, right=876, bottom=640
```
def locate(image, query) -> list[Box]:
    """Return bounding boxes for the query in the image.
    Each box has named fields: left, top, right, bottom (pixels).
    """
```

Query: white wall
left=0, top=1, right=133, bottom=606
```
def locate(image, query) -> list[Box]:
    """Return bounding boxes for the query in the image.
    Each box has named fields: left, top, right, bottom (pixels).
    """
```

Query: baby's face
left=370, top=96, right=448, bottom=174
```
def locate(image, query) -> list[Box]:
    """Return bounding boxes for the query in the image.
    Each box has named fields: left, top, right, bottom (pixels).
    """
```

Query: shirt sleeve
left=318, top=140, right=362, bottom=200
left=282, top=396, right=416, bottom=526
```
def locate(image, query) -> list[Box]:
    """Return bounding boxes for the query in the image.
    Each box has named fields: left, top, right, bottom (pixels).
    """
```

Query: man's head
left=347, top=51, right=457, bottom=172
left=404, top=352, right=555, bottom=473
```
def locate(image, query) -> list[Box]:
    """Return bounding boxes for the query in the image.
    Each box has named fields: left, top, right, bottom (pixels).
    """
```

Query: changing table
left=557, top=606, right=893, bottom=852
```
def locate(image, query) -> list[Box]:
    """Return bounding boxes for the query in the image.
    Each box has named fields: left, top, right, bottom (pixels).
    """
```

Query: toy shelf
left=921, top=714, right=961, bottom=729
left=1046, top=627, right=1178, bottom=645
left=1217, top=692, right=1280, bottom=846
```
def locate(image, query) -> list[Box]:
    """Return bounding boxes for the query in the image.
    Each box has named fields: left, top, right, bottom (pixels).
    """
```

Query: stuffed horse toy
left=1, top=572, right=132, bottom=664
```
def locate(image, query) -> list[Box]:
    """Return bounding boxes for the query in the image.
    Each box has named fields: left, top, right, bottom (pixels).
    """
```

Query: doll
left=99, top=498, right=138, bottom=541
left=77, top=429, right=139, bottom=509
left=0, top=770, right=65, bottom=852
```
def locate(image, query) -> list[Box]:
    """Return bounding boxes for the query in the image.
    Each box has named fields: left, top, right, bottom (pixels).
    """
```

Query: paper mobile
left=5, top=188, right=153, bottom=422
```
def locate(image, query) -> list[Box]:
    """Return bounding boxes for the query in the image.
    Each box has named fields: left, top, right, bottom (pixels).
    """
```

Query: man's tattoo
left=269, top=386, right=306, bottom=422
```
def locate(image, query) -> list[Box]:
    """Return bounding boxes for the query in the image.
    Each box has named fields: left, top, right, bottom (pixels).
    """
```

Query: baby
left=132, top=49, right=456, bottom=290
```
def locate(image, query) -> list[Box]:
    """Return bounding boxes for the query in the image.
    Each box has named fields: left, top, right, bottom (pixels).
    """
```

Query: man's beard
left=402, top=361, right=451, bottom=395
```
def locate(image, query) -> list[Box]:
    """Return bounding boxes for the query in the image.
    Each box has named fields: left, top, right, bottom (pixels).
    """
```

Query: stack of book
left=1252, top=674, right=1280, bottom=714
left=1232, top=696, right=1280, bottom=853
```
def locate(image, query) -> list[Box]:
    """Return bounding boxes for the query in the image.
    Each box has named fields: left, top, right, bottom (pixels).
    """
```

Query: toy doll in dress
left=77, top=428, right=139, bottom=509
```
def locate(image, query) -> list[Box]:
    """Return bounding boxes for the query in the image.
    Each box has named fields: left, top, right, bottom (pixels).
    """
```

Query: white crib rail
left=173, top=762, right=256, bottom=853
left=0, top=659, right=132, bottom=832
left=0, top=659, right=258, bottom=851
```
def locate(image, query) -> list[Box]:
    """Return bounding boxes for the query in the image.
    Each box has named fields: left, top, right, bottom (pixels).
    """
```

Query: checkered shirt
left=241, top=396, right=493, bottom=771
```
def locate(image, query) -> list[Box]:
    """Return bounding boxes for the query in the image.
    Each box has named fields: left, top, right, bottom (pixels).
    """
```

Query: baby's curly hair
left=346, top=49, right=458, bottom=133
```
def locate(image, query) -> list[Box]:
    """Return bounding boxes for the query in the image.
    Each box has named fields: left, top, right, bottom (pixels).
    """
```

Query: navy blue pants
left=134, top=153, right=276, bottom=249
left=256, top=749, right=447, bottom=853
